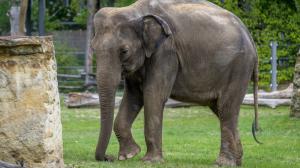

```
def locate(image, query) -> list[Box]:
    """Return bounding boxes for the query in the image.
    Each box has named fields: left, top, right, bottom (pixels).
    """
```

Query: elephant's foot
left=141, top=152, right=163, bottom=163
left=118, top=143, right=141, bottom=160
left=215, top=154, right=239, bottom=167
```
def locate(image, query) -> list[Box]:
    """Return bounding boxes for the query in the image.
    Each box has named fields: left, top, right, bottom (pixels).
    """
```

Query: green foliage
left=55, top=42, right=84, bottom=93
left=0, top=0, right=87, bottom=33
left=54, top=42, right=81, bottom=68
left=72, top=0, right=88, bottom=27
left=209, top=0, right=300, bottom=89
left=28, top=0, right=88, bottom=31
left=0, top=1, right=11, bottom=35
left=115, top=0, right=136, bottom=7
left=31, top=0, right=62, bottom=31
left=73, top=7, right=88, bottom=26
left=62, top=105, right=300, bottom=168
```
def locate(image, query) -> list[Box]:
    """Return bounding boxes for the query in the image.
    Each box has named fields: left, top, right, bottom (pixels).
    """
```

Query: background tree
left=7, top=0, right=20, bottom=35
left=6, top=0, right=28, bottom=35
left=19, top=0, right=28, bottom=35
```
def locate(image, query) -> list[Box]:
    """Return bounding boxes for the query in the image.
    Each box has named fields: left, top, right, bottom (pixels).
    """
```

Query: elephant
left=91, top=0, right=259, bottom=166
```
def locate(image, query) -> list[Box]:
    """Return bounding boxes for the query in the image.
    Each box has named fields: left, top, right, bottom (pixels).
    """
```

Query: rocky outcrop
left=291, top=49, right=300, bottom=118
left=0, top=36, right=64, bottom=167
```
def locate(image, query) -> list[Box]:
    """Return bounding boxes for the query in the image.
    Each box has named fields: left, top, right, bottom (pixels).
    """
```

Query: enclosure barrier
left=0, top=36, right=64, bottom=168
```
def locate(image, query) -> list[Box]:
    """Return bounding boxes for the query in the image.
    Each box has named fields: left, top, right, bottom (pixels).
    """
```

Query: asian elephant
left=91, top=0, right=259, bottom=166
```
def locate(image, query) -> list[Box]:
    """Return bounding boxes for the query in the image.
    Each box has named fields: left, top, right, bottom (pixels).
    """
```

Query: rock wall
left=291, top=49, right=300, bottom=118
left=0, top=36, right=64, bottom=167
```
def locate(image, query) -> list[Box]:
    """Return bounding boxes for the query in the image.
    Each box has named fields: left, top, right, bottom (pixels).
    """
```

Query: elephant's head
left=92, top=9, right=172, bottom=161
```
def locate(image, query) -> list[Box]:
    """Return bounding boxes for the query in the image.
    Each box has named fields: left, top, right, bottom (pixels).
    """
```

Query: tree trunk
left=291, top=49, right=300, bottom=118
left=19, top=0, right=28, bottom=35
left=8, top=5, right=20, bottom=36
left=85, top=0, right=96, bottom=85
left=8, top=0, right=28, bottom=36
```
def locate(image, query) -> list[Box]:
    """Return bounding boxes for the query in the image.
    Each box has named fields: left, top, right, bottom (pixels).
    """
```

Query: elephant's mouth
left=121, top=64, right=136, bottom=77
left=121, top=68, right=133, bottom=78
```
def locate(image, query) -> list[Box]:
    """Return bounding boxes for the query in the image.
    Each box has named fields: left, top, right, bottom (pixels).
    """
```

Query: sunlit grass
left=62, top=103, right=300, bottom=168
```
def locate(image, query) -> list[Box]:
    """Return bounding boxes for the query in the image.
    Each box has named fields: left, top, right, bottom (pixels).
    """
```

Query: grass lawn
left=62, top=103, right=300, bottom=168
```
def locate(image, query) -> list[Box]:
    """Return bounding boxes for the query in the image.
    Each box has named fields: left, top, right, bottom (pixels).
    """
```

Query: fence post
left=38, top=0, right=45, bottom=36
left=270, top=41, right=278, bottom=92
left=26, top=0, right=32, bottom=36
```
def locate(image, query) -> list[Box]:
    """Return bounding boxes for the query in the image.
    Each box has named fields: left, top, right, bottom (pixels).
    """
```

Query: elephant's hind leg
left=215, top=91, right=244, bottom=166
left=114, top=79, right=143, bottom=160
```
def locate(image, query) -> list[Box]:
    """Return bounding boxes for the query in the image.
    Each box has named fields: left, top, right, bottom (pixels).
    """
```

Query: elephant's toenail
left=126, top=153, right=134, bottom=158
left=119, top=155, right=126, bottom=160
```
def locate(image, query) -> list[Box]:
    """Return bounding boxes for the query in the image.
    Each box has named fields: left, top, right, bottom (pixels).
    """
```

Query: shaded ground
left=62, top=104, right=300, bottom=168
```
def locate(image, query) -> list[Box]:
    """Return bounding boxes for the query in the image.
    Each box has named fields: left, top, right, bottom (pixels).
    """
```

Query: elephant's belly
left=169, top=71, right=221, bottom=105
left=170, top=89, right=217, bottom=106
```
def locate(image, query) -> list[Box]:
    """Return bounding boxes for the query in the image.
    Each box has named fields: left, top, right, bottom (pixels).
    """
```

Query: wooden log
left=245, top=84, right=293, bottom=99
left=243, top=97, right=291, bottom=108
left=65, top=92, right=122, bottom=108
left=165, top=99, right=196, bottom=108
left=65, top=93, right=194, bottom=108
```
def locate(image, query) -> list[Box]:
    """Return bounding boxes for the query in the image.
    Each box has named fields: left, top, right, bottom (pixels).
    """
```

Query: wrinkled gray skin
left=92, top=0, right=259, bottom=166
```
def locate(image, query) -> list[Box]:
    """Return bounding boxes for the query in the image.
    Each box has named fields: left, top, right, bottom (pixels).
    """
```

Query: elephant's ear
left=138, top=15, right=172, bottom=58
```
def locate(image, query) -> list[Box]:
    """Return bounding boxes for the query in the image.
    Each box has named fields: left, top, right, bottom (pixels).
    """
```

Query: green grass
left=62, top=104, right=300, bottom=168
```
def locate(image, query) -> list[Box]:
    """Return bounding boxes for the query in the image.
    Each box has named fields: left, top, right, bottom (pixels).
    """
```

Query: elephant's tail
left=252, top=59, right=262, bottom=144
left=234, top=14, right=262, bottom=144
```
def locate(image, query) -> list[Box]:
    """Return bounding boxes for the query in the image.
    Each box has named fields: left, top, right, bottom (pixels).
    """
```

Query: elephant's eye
left=120, top=48, right=129, bottom=56
left=119, top=47, right=131, bottom=62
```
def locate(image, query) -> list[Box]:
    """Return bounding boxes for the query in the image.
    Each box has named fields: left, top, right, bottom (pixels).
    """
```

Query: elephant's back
left=165, top=1, right=252, bottom=65
left=167, top=1, right=228, bottom=15
left=166, top=1, right=240, bottom=34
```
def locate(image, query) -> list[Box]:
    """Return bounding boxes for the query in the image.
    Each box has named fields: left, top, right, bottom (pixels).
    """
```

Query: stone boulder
left=0, top=36, right=64, bottom=167
left=291, top=49, right=300, bottom=117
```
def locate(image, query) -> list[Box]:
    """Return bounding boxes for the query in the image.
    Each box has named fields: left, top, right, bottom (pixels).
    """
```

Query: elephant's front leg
left=141, top=59, right=178, bottom=162
left=114, top=79, right=143, bottom=160
left=142, top=91, right=166, bottom=162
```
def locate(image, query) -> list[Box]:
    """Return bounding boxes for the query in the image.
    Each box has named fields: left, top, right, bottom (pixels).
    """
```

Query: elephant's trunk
left=95, top=53, right=121, bottom=161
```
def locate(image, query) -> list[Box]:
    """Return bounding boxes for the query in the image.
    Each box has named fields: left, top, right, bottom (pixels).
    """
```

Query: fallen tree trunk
left=165, top=99, right=197, bottom=108
left=245, top=84, right=293, bottom=99
left=243, top=97, right=291, bottom=108
left=65, top=92, right=122, bottom=108
left=65, top=93, right=193, bottom=108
